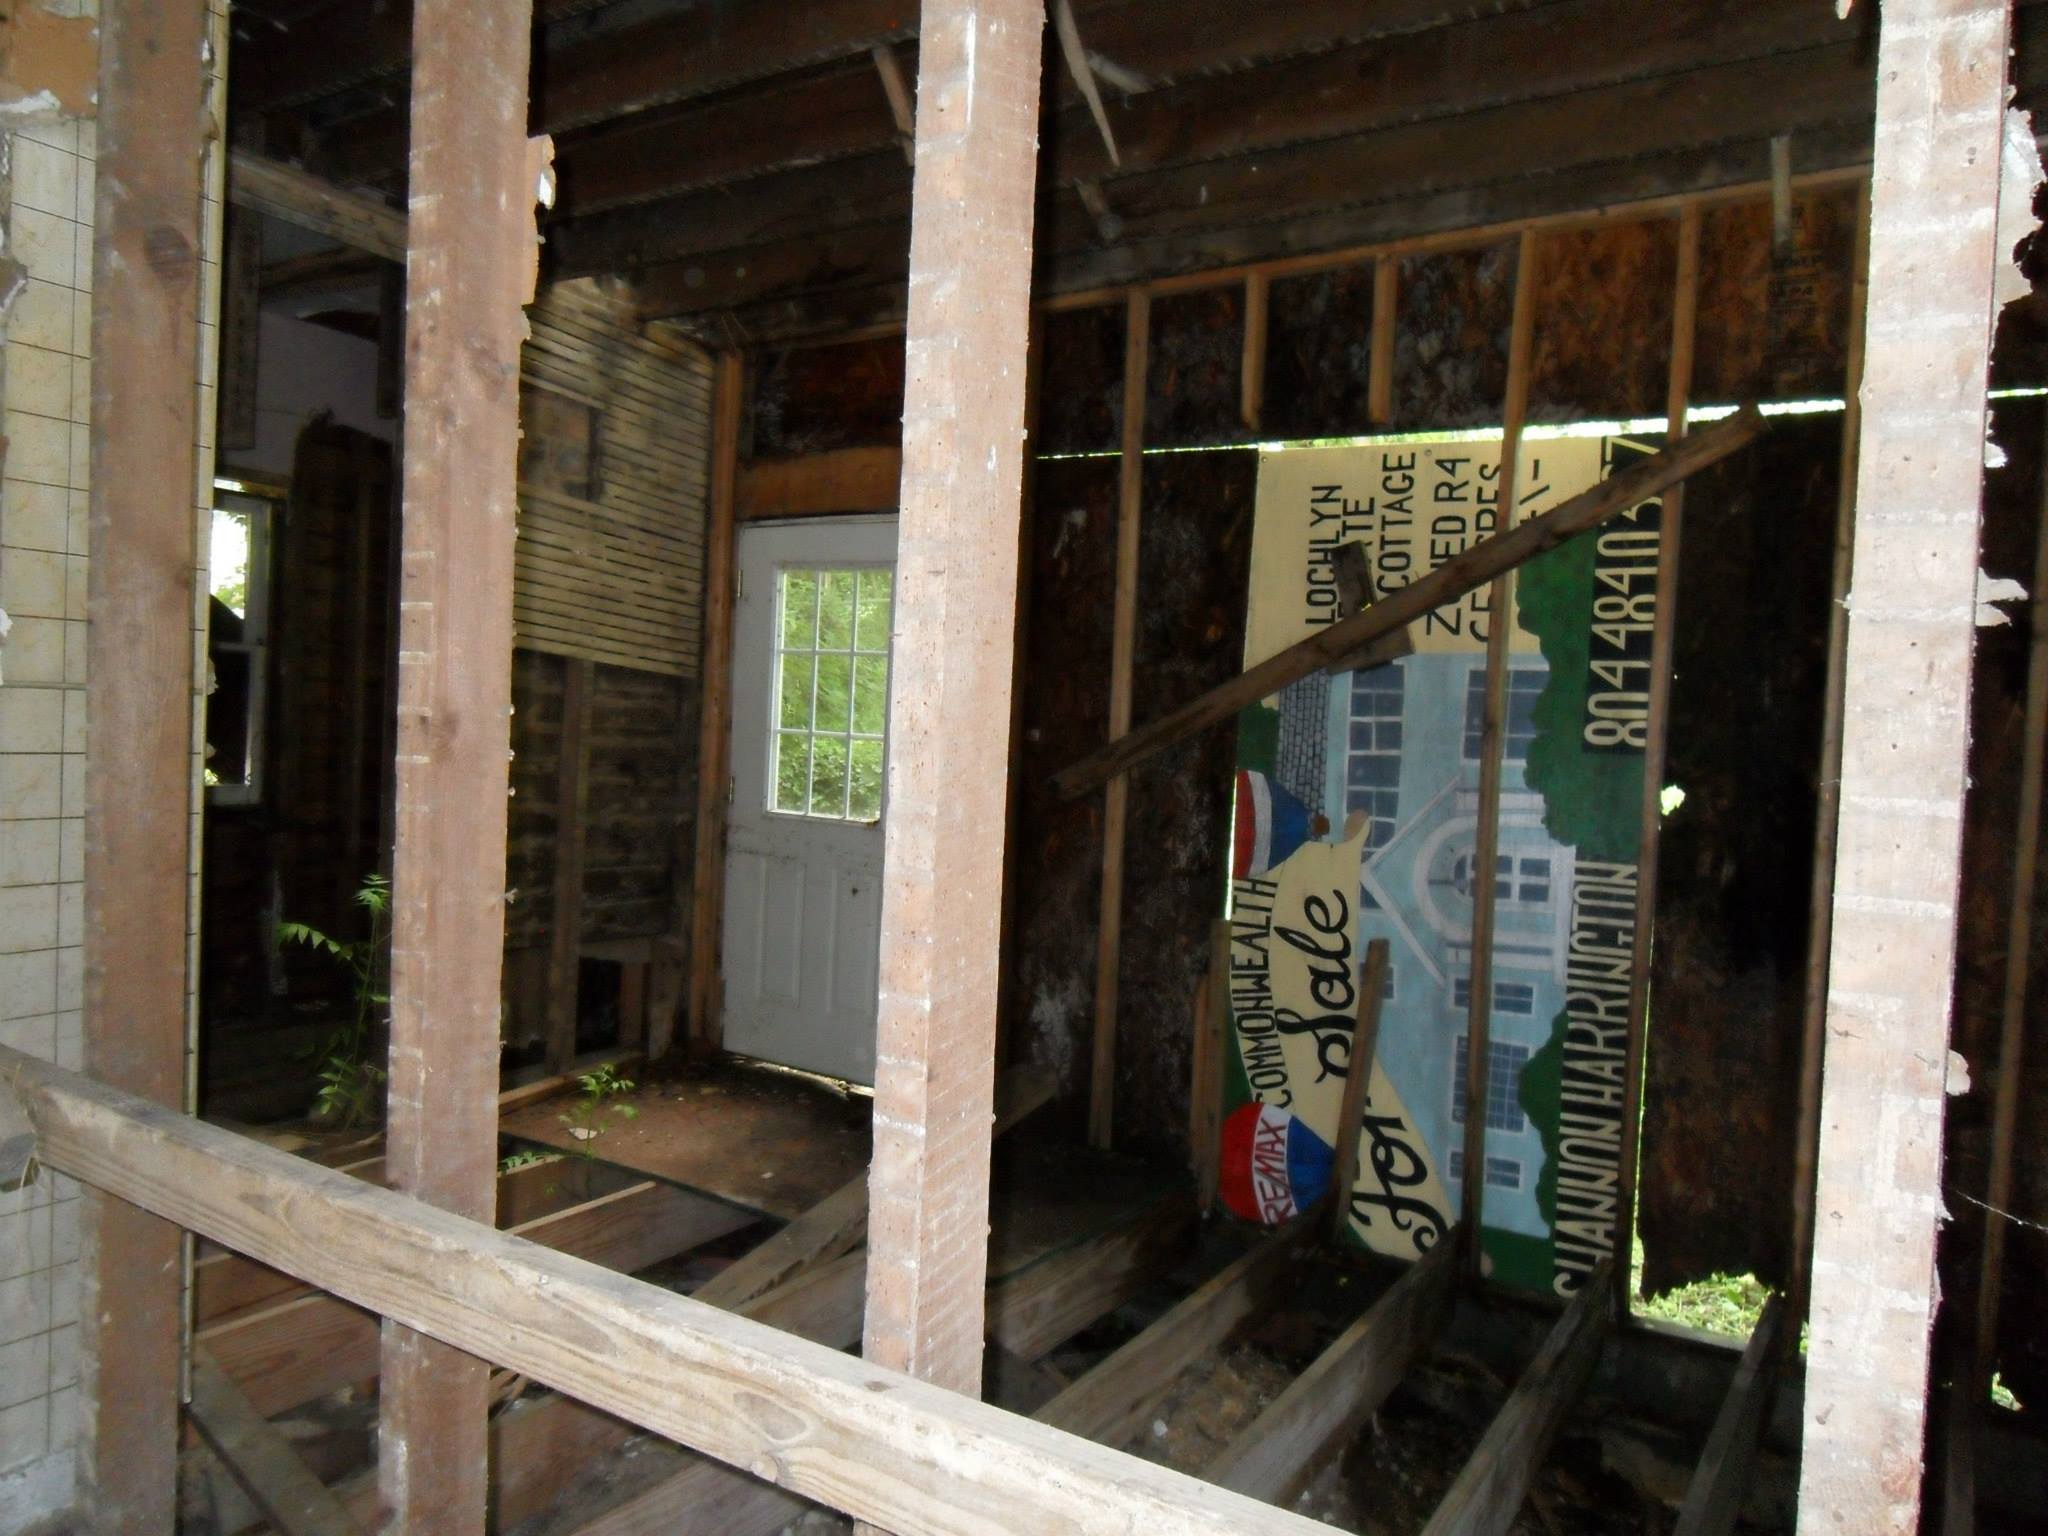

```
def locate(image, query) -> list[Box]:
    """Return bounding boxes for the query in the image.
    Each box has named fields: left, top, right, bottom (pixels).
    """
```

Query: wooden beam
left=1327, top=939, right=1391, bottom=1241
left=2, top=1049, right=1347, bottom=1536
left=1369, top=257, right=1398, bottom=423
left=186, top=1352, right=365, bottom=1536
left=985, top=1193, right=1193, bottom=1361
left=1052, top=404, right=1767, bottom=800
left=1053, top=0, right=1120, bottom=166
left=861, top=0, right=1044, bottom=1394
left=546, top=657, right=595, bottom=1072
left=202, top=1179, right=755, bottom=1416
left=1421, top=1260, right=1614, bottom=1536
left=1091, top=289, right=1151, bottom=1150
left=1188, top=921, right=1229, bottom=1211
left=80, top=1, right=207, bottom=1525
left=1037, top=1212, right=1320, bottom=1445
left=1673, top=1296, right=1789, bottom=1536
left=1613, top=200, right=1703, bottom=1311
left=697, top=1065, right=1054, bottom=1313
left=736, top=446, right=904, bottom=520
left=1798, top=8, right=2014, bottom=1533
left=227, top=149, right=406, bottom=262
left=1209, top=1235, right=1457, bottom=1505
left=1240, top=270, right=1268, bottom=431
left=687, top=354, right=745, bottom=1054
left=1459, top=229, right=1538, bottom=1274
left=872, top=44, right=919, bottom=164
left=380, top=0, right=539, bottom=1524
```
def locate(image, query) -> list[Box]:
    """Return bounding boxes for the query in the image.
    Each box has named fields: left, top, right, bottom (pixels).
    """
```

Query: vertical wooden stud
left=687, top=353, right=746, bottom=1054
left=81, top=2, right=208, bottom=1526
left=1369, top=257, right=1397, bottom=426
left=1328, top=940, right=1392, bottom=1242
left=860, top=0, right=1046, bottom=1397
left=1797, top=6, right=2014, bottom=1531
left=1241, top=270, right=1269, bottom=432
left=1612, top=201, right=1703, bottom=1309
left=1189, top=919, right=1230, bottom=1213
left=545, top=657, right=594, bottom=1072
left=377, top=0, right=538, bottom=1526
left=1090, top=288, right=1150, bottom=1150
left=1458, top=227, right=1538, bottom=1275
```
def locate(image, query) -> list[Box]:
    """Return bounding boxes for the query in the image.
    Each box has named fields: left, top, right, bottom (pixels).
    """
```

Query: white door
left=720, top=516, right=898, bottom=1083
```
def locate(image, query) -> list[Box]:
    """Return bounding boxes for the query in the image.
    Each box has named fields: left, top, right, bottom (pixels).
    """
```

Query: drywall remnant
left=1979, top=571, right=2028, bottom=627
left=0, top=1, right=98, bottom=119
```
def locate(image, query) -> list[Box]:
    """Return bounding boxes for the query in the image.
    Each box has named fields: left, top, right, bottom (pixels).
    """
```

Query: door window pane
left=770, top=566, right=893, bottom=822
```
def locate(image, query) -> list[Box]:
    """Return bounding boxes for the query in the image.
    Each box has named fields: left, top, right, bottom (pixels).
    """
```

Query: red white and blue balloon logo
left=1219, top=1101, right=1335, bottom=1224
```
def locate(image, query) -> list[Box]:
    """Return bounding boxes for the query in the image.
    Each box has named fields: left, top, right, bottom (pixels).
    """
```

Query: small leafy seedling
left=278, top=874, right=391, bottom=1129
left=560, top=1064, right=638, bottom=1156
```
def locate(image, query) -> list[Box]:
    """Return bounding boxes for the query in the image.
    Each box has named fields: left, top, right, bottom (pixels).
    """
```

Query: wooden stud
left=1673, top=1296, right=1789, bottom=1536
left=1368, top=256, right=1397, bottom=424
left=871, top=44, right=917, bottom=164
left=985, top=1192, right=1194, bottom=1361
left=1420, top=1260, right=1614, bottom=1536
left=699, top=1066, right=1053, bottom=1313
left=1240, top=270, right=1269, bottom=432
left=1799, top=7, right=2013, bottom=1532
left=80, top=1, right=207, bottom=1525
left=1458, top=227, right=1539, bottom=1275
left=1052, top=0, right=1120, bottom=167
left=1050, top=406, right=1769, bottom=802
left=1037, top=1211, right=1321, bottom=1445
left=861, top=0, right=1045, bottom=1395
left=227, top=149, right=406, bottom=262
left=1210, top=1235, right=1457, bottom=1505
left=4, top=1047, right=1359, bottom=1536
left=1327, top=939, right=1391, bottom=1242
left=379, top=0, right=539, bottom=1525
left=546, top=657, right=595, bottom=1072
left=1091, top=289, right=1151, bottom=1150
left=687, top=353, right=746, bottom=1053
left=1189, top=920, right=1230, bottom=1212
left=736, top=446, right=903, bottom=519
left=1788, top=178, right=1872, bottom=1330
left=186, top=1352, right=365, bottom=1536
left=1612, top=201, right=1703, bottom=1310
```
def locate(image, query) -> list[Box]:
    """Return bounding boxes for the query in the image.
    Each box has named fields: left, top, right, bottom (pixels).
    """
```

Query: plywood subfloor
left=498, top=1057, right=872, bottom=1220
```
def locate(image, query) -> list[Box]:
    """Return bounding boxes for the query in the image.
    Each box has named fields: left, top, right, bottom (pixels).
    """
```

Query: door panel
left=721, top=516, right=897, bottom=1083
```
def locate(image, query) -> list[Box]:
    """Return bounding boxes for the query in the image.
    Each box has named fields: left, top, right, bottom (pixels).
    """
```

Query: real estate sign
left=1217, top=435, right=1662, bottom=1298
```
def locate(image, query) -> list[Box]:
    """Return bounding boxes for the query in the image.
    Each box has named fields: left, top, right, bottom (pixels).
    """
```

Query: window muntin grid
left=1447, top=1149, right=1524, bottom=1189
left=1345, top=666, right=1403, bottom=852
left=770, top=567, right=893, bottom=822
left=1451, top=976, right=1536, bottom=1016
left=1451, top=1035, right=1531, bottom=1134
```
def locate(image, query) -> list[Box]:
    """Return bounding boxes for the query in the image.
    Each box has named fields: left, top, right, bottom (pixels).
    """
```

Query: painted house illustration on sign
left=1222, top=435, right=1657, bottom=1297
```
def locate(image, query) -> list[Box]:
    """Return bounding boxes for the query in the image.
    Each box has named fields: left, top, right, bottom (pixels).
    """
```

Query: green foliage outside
left=277, top=874, right=390, bottom=1129
left=774, top=569, right=892, bottom=820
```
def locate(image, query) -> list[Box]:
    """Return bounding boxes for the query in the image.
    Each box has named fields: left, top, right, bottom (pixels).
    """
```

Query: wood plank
left=1673, top=1296, right=1788, bottom=1536
left=1459, top=228, right=1538, bottom=1273
left=201, top=1178, right=756, bottom=1416
left=1788, top=182, right=1870, bottom=1332
left=985, top=1191, right=1193, bottom=1361
left=79, top=1, right=208, bottom=1523
left=1051, top=404, right=1767, bottom=800
left=1369, top=257, right=1397, bottom=423
left=227, top=149, right=405, bottom=262
left=736, top=446, right=904, bottom=519
left=1188, top=921, right=1229, bottom=1212
left=861, top=0, right=1044, bottom=1396
left=1209, top=1235, right=1457, bottom=1505
left=1327, top=939, right=1391, bottom=1241
left=1091, top=288, right=1150, bottom=1150
left=187, top=1351, right=364, bottom=1536
left=3, top=1052, right=1351, bottom=1536
left=1240, top=270, right=1268, bottom=431
left=697, top=1065, right=1054, bottom=1313
left=1038, top=1212, right=1321, bottom=1445
left=1797, top=9, right=2012, bottom=1533
left=378, top=0, right=538, bottom=1521
left=546, top=658, right=595, bottom=1072
left=688, top=353, right=745, bottom=1053
left=1420, top=1260, right=1614, bottom=1536
left=1614, top=201, right=1703, bottom=1311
